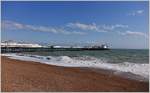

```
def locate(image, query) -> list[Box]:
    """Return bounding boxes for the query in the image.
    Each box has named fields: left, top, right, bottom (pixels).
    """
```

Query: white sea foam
left=2, top=53, right=149, bottom=80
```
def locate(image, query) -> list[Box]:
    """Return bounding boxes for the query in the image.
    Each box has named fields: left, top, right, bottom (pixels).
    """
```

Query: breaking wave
left=2, top=53, right=149, bottom=81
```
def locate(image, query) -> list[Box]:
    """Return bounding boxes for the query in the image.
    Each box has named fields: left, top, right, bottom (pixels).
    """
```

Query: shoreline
left=1, top=56, right=149, bottom=92
left=2, top=53, right=149, bottom=82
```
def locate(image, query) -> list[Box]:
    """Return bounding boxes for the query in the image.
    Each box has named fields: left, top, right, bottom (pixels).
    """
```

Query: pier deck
left=1, top=47, right=109, bottom=53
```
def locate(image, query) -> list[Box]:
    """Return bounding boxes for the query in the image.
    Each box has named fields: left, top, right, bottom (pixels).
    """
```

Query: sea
left=3, top=49, right=149, bottom=82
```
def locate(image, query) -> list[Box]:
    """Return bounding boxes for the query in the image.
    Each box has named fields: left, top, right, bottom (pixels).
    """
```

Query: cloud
left=67, top=22, right=99, bottom=31
left=128, top=10, right=144, bottom=16
left=137, top=10, right=144, bottom=14
left=102, top=24, right=128, bottom=30
left=4, top=20, right=146, bottom=38
left=71, top=31, right=86, bottom=35
left=119, top=30, right=148, bottom=38
left=67, top=22, right=128, bottom=32
left=1, top=20, right=24, bottom=30
left=2, top=20, right=85, bottom=35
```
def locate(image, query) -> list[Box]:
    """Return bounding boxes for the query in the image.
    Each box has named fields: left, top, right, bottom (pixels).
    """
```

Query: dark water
left=22, top=49, right=149, bottom=64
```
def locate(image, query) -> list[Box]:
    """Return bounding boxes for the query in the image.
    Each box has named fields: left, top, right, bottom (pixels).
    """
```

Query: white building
left=1, top=41, right=43, bottom=48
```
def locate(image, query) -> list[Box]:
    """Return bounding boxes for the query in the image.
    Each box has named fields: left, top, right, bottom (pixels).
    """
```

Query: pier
left=1, top=47, right=109, bottom=53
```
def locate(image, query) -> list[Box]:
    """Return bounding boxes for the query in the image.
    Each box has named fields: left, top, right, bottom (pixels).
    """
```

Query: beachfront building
left=1, top=41, right=43, bottom=48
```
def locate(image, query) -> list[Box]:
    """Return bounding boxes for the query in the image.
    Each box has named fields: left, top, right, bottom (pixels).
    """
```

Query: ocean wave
left=2, top=53, right=149, bottom=80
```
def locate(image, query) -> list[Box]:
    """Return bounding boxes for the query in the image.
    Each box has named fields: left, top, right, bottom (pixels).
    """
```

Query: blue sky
left=1, top=1, right=149, bottom=49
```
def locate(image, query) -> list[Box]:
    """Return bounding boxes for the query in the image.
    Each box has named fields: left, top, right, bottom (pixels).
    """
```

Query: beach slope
left=1, top=56, right=149, bottom=92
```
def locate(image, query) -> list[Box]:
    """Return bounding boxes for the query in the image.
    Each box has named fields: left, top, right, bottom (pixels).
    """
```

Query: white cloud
left=1, top=20, right=24, bottom=30
left=137, top=10, right=144, bottom=14
left=3, top=20, right=138, bottom=37
left=113, top=24, right=128, bottom=28
left=2, top=20, right=85, bottom=35
left=102, top=24, right=128, bottom=30
left=67, top=22, right=128, bottom=32
left=128, top=10, right=144, bottom=16
left=119, top=30, right=148, bottom=38
left=67, top=22, right=99, bottom=31
left=71, top=31, right=86, bottom=35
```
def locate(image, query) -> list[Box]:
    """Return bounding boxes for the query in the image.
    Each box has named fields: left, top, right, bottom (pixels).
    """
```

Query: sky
left=1, top=1, right=149, bottom=49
